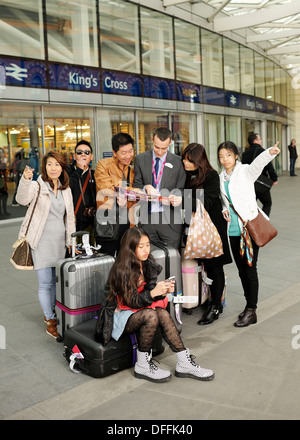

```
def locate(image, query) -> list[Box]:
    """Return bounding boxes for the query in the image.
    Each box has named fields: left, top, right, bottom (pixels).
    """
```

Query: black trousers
left=255, top=188, right=272, bottom=217
left=205, top=264, right=225, bottom=307
left=229, top=236, right=259, bottom=309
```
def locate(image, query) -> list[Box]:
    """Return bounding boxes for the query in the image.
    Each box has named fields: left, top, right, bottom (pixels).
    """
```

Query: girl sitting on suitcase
left=106, top=226, right=214, bottom=383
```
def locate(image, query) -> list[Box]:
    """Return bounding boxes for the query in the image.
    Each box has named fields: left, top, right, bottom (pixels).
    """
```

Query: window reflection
left=140, top=8, right=174, bottom=79
left=241, top=46, right=254, bottom=96
left=46, top=0, right=98, bottom=66
left=0, top=105, right=42, bottom=219
left=99, top=0, right=140, bottom=73
left=224, top=38, right=240, bottom=93
left=255, top=53, right=265, bottom=99
left=174, top=19, right=201, bottom=84
left=201, top=29, right=223, bottom=89
left=0, top=0, right=44, bottom=59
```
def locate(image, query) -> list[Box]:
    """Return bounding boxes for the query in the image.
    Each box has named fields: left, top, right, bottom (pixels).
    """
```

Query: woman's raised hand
left=23, top=165, right=34, bottom=180
left=269, top=141, right=280, bottom=156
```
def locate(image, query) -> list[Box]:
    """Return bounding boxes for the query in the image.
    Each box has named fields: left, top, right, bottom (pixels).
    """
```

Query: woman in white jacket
left=218, top=141, right=280, bottom=327
left=16, top=151, right=76, bottom=339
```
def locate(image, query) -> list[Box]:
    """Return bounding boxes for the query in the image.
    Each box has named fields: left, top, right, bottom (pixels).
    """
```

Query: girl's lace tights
left=124, top=307, right=185, bottom=353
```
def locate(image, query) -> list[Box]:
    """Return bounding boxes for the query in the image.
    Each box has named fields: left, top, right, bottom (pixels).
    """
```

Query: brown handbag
left=224, top=195, right=278, bottom=247
left=245, top=211, right=278, bottom=247
left=10, top=182, right=41, bottom=270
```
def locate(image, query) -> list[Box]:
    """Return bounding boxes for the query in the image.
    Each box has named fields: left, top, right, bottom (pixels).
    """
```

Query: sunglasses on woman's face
left=76, top=150, right=91, bottom=155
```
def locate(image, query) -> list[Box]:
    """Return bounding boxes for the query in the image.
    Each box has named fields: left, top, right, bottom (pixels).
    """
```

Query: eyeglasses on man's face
left=76, top=150, right=91, bottom=156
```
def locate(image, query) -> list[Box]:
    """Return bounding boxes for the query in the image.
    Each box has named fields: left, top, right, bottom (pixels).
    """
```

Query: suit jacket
left=133, top=150, right=186, bottom=232
left=133, top=150, right=186, bottom=193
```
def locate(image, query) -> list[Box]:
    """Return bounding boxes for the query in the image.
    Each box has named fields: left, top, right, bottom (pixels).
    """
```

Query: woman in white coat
left=16, top=151, right=76, bottom=339
left=218, top=141, right=280, bottom=327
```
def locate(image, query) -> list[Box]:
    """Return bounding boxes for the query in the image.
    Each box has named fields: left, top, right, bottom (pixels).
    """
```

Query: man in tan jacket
left=94, top=132, right=135, bottom=256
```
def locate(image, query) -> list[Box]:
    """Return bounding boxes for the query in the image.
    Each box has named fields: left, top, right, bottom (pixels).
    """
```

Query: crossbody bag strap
left=25, top=182, right=41, bottom=235
left=223, top=193, right=246, bottom=225
left=127, top=166, right=131, bottom=185
left=75, top=170, right=90, bottom=215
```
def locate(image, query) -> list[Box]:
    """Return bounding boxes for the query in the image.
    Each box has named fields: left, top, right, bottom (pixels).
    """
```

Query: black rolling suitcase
left=56, top=231, right=115, bottom=340
left=151, top=242, right=183, bottom=332
left=64, top=318, right=164, bottom=378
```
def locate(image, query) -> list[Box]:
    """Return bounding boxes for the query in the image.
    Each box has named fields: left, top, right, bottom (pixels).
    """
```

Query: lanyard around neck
left=152, top=157, right=166, bottom=188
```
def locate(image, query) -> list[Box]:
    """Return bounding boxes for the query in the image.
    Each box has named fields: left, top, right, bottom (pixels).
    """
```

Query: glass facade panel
left=265, top=59, right=274, bottom=101
left=96, top=109, right=136, bottom=159
left=174, top=19, right=201, bottom=84
left=240, top=46, right=254, bottom=96
left=201, top=29, right=223, bottom=89
left=140, top=7, right=174, bottom=79
left=242, top=119, right=256, bottom=151
left=137, top=111, right=169, bottom=153
left=225, top=116, right=241, bottom=148
left=43, top=106, right=95, bottom=165
left=204, top=114, right=225, bottom=170
left=0, top=104, right=42, bottom=219
left=286, top=71, right=293, bottom=109
left=267, top=120, right=275, bottom=148
left=275, top=122, right=282, bottom=175
left=254, top=53, right=265, bottom=99
left=281, top=70, right=287, bottom=107
left=46, top=0, right=98, bottom=66
left=99, top=0, right=140, bottom=73
left=274, top=64, right=281, bottom=104
left=0, top=0, right=44, bottom=59
left=171, top=114, right=197, bottom=156
left=224, top=38, right=240, bottom=92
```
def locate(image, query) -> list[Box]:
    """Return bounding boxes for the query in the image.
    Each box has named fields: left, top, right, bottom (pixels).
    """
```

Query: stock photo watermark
left=0, top=325, right=6, bottom=349
left=291, top=325, right=300, bottom=350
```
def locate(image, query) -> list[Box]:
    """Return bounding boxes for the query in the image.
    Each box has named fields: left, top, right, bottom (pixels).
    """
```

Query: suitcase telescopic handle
left=71, top=231, right=90, bottom=258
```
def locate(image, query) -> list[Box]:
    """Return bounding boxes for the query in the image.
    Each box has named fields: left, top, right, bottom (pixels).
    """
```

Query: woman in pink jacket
left=16, top=152, right=75, bottom=339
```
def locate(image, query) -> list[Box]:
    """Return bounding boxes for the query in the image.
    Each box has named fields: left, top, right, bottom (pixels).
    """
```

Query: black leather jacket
left=242, top=144, right=278, bottom=182
left=103, top=257, right=163, bottom=309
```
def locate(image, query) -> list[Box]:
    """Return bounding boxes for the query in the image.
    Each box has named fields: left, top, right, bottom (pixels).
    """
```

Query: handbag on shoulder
left=246, top=211, right=278, bottom=247
left=224, top=195, right=278, bottom=248
left=10, top=182, right=41, bottom=270
left=255, top=173, right=273, bottom=193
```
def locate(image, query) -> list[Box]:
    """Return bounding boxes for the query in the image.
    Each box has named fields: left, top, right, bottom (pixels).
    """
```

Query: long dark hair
left=182, top=143, right=214, bottom=188
left=108, top=227, right=152, bottom=305
left=41, top=151, right=69, bottom=190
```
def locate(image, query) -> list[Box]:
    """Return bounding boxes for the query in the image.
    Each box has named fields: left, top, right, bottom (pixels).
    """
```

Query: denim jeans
left=290, top=158, right=296, bottom=176
left=35, top=267, right=56, bottom=320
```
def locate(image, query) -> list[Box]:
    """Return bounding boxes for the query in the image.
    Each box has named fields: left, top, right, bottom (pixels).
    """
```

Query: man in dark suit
left=133, top=127, right=186, bottom=250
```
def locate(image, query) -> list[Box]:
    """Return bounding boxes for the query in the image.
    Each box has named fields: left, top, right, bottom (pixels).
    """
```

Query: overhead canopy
left=162, top=0, right=300, bottom=70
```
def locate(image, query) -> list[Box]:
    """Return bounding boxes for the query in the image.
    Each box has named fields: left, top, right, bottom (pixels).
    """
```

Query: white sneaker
left=134, top=349, right=172, bottom=383
left=175, top=348, right=214, bottom=381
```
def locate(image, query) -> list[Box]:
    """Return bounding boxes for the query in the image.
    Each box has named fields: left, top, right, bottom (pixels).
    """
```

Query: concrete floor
left=1, top=172, right=300, bottom=422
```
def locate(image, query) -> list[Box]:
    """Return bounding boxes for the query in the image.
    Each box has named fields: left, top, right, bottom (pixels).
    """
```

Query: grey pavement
left=1, top=172, right=300, bottom=421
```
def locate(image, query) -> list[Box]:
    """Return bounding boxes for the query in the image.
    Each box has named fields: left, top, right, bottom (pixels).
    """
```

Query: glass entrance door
left=0, top=105, right=42, bottom=219
left=43, top=106, right=94, bottom=165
